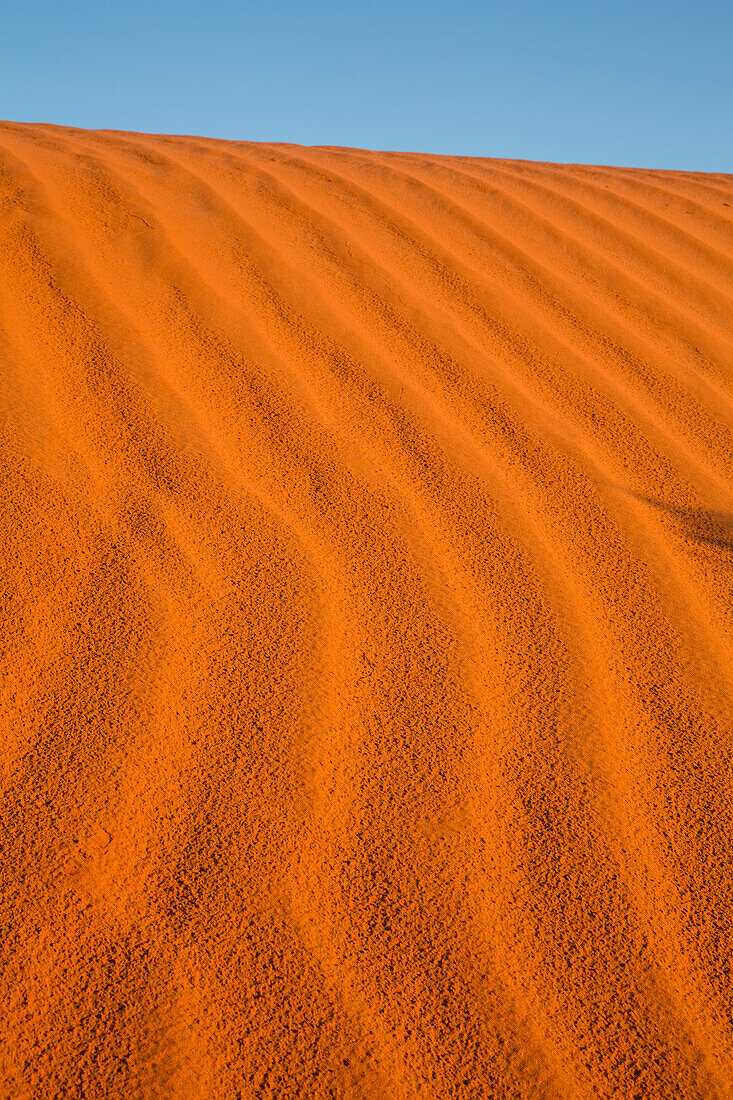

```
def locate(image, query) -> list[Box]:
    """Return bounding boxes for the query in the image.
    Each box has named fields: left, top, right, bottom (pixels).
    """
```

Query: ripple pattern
left=1, top=123, right=733, bottom=1098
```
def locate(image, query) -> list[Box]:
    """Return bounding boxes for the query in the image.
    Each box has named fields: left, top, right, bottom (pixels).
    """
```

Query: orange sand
left=1, top=122, right=733, bottom=1099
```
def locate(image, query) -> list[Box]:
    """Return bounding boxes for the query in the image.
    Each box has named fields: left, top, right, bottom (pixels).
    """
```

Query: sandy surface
left=1, top=123, right=733, bottom=1098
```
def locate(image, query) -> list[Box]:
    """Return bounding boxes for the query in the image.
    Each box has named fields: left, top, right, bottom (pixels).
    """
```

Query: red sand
left=2, top=122, right=733, bottom=1098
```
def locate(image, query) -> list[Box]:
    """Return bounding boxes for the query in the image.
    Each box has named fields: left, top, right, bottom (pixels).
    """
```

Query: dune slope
left=1, top=123, right=733, bottom=1098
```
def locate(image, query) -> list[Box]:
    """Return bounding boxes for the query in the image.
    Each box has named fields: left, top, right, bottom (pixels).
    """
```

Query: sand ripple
left=1, top=123, right=733, bottom=1098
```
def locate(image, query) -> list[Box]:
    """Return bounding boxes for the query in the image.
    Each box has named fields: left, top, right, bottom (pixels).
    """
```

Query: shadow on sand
left=630, top=492, right=733, bottom=552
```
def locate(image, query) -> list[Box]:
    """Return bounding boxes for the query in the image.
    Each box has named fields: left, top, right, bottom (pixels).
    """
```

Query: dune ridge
left=1, top=122, right=733, bottom=1098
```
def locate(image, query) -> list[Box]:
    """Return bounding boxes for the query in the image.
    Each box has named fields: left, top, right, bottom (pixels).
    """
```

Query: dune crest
left=1, top=123, right=733, bottom=1098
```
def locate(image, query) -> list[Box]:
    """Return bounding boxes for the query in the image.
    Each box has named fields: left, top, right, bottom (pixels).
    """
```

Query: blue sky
left=2, top=0, right=731, bottom=170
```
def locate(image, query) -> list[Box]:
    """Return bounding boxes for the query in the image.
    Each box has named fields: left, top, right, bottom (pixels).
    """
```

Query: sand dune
left=1, top=122, right=733, bottom=1098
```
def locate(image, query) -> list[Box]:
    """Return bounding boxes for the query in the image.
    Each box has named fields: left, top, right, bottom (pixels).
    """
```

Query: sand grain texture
left=1, top=123, right=733, bottom=1098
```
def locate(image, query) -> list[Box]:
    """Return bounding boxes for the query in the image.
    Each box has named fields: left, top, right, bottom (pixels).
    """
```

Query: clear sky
left=2, top=0, right=731, bottom=171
